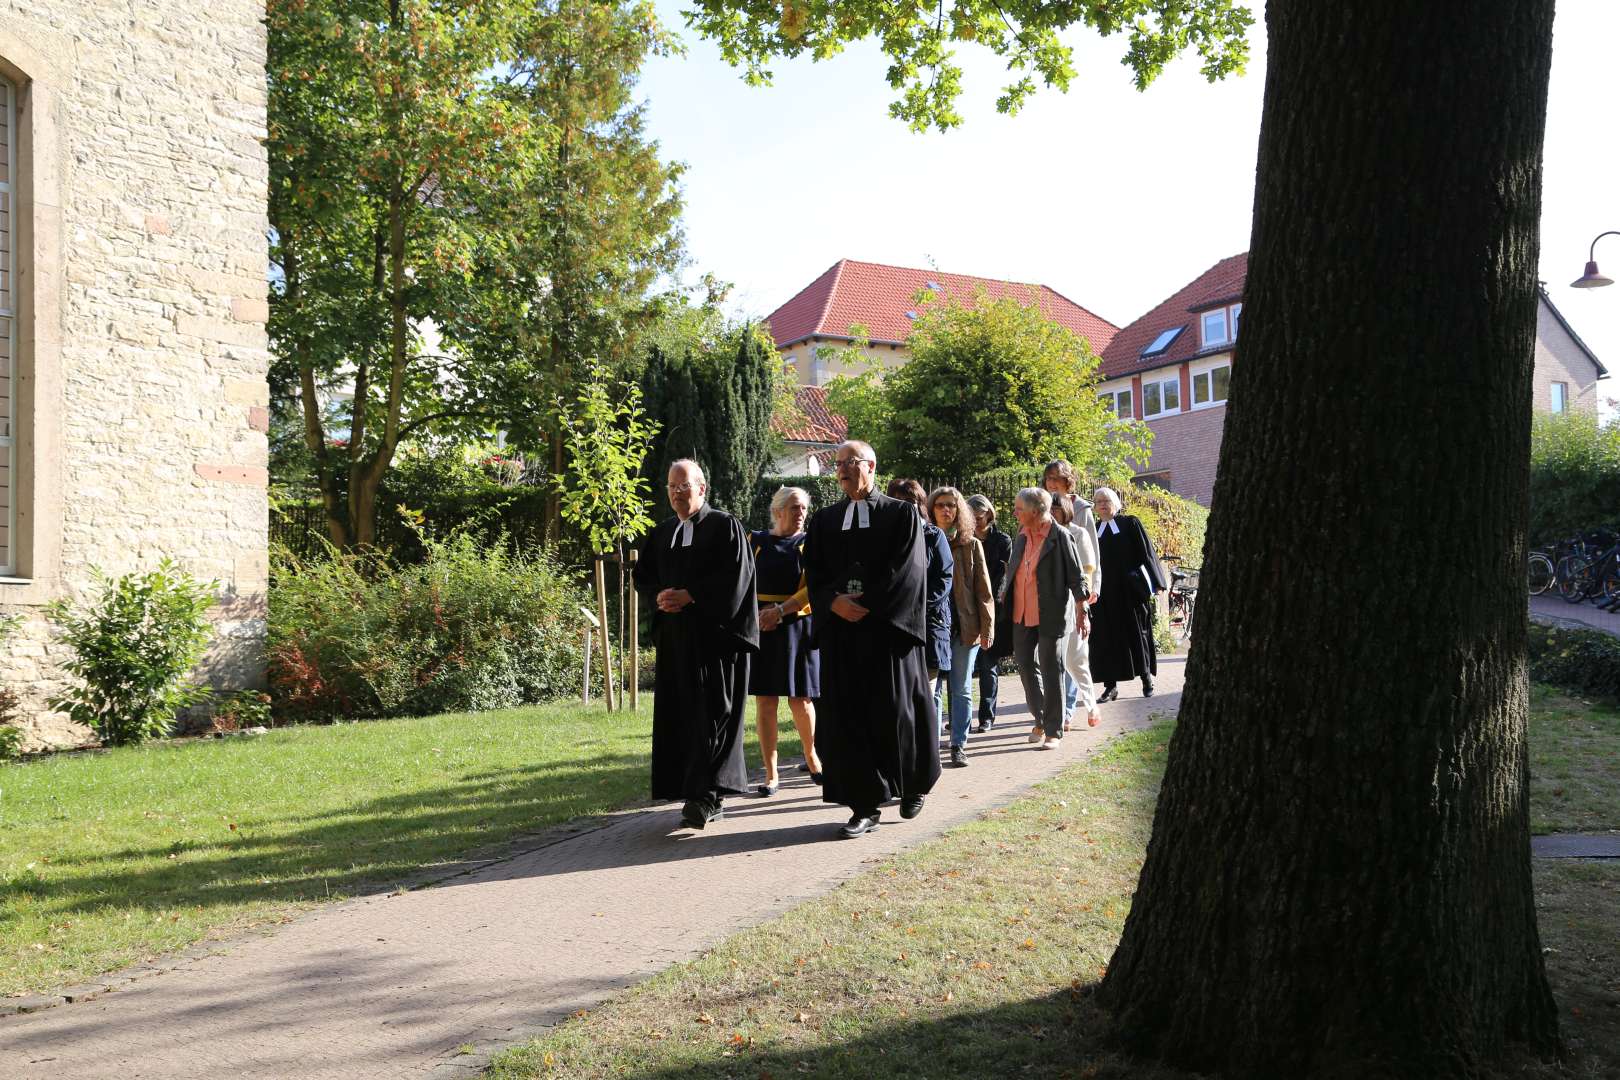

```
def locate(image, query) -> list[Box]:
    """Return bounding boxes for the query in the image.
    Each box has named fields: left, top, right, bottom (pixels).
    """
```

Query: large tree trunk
left=1099, top=2, right=1560, bottom=1075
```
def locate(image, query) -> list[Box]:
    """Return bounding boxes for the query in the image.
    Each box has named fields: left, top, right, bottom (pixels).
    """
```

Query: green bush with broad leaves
left=1529, top=411, right=1620, bottom=546
left=1528, top=623, right=1620, bottom=702
left=269, top=530, right=590, bottom=723
left=0, top=613, right=23, bottom=759
left=45, top=562, right=217, bottom=747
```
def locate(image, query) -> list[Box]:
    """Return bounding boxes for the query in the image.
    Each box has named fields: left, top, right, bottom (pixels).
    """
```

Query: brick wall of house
left=1533, top=298, right=1606, bottom=414
left=1138, top=397, right=1227, bottom=507
left=0, top=2, right=269, bottom=748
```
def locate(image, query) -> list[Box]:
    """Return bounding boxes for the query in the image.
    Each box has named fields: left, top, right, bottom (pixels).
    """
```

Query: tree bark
left=1098, top=2, right=1560, bottom=1075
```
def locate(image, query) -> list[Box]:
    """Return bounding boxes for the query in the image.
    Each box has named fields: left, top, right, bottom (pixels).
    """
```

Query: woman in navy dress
left=749, top=486, right=823, bottom=795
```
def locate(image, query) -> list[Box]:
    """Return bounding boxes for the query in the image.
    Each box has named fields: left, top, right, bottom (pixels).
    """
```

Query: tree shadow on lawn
left=11, top=748, right=657, bottom=920
left=593, top=988, right=1206, bottom=1080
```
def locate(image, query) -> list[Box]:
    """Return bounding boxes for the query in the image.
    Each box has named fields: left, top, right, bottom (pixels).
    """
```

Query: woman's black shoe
left=809, top=771, right=824, bottom=785
left=757, top=780, right=779, bottom=797
left=1098, top=685, right=1119, bottom=703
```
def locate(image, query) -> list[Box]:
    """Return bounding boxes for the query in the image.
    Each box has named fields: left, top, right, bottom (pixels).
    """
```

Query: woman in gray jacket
left=998, top=488, right=1090, bottom=750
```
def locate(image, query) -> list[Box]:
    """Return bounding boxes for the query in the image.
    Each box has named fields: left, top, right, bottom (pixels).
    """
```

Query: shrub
left=1528, top=623, right=1620, bottom=702
left=1529, top=411, right=1620, bottom=545
left=0, top=613, right=21, bottom=760
left=269, top=530, right=591, bottom=723
left=210, top=689, right=274, bottom=732
left=45, top=562, right=217, bottom=747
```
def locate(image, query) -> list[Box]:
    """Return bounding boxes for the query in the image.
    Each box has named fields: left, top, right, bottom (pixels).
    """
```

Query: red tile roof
left=764, top=259, right=1120, bottom=355
left=772, top=383, right=847, bottom=444
left=1099, top=253, right=1249, bottom=380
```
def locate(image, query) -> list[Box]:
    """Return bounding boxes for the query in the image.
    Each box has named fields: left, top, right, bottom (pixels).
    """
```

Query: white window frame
left=1550, top=381, right=1567, bottom=414
left=1200, top=307, right=1228, bottom=349
left=0, top=74, right=16, bottom=576
left=1098, top=386, right=1133, bottom=420
left=1190, top=359, right=1232, bottom=410
left=1141, top=373, right=1181, bottom=420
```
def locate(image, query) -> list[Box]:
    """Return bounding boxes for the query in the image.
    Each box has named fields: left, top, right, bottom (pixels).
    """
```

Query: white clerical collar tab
left=671, top=518, right=695, bottom=548
left=1100, top=519, right=1119, bottom=536
left=841, top=498, right=872, bottom=531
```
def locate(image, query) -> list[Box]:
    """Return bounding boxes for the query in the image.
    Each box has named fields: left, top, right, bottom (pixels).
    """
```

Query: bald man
left=633, top=459, right=759, bottom=829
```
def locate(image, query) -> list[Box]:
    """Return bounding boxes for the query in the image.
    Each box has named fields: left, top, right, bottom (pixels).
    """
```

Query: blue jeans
left=1063, top=670, right=1080, bottom=720
left=943, top=640, right=980, bottom=748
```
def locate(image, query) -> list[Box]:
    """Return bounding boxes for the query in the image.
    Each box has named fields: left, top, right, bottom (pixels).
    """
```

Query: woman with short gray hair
left=998, top=487, right=1089, bottom=750
left=749, top=485, right=823, bottom=795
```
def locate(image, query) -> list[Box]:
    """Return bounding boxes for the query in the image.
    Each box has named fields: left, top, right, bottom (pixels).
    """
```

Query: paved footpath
left=1, top=659, right=1185, bottom=1080
left=1530, top=593, right=1620, bottom=638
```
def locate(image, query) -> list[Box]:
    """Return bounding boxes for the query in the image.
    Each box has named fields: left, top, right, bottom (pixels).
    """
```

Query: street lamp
left=1571, top=231, right=1619, bottom=289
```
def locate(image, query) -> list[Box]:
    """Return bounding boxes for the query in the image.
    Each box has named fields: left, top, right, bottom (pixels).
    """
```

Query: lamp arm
left=1589, top=231, right=1620, bottom=261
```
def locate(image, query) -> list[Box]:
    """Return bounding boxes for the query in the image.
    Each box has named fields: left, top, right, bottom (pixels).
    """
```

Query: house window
left=1099, top=387, right=1133, bottom=419
left=1201, top=308, right=1228, bottom=348
left=1142, top=374, right=1180, bottom=419
left=1140, top=326, right=1183, bottom=360
left=809, top=350, right=825, bottom=385
left=1192, top=362, right=1231, bottom=408
left=1134, top=470, right=1171, bottom=492
left=1550, top=381, right=1567, bottom=414
left=1230, top=302, right=1242, bottom=339
left=0, top=74, right=16, bottom=575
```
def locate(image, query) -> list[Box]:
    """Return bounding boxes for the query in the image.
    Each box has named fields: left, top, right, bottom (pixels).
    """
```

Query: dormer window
left=1200, top=302, right=1242, bottom=350
left=1141, top=326, right=1183, bottom=360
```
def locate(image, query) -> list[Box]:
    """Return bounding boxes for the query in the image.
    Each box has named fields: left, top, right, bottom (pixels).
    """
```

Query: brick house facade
left=1100, top=254, right=1608, bottom=507
left=0, top=4, right=270, bottom=747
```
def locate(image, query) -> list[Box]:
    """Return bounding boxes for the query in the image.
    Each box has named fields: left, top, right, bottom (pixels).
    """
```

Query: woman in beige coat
left=929, top=486, right=993, bottom=767
left=1052, top=494, right=1102, bottom=730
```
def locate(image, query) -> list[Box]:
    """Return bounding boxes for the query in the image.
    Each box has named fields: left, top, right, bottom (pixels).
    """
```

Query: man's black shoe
left=706, top=800, right=725, bottom=824
left=949, top=746, right=968, bottom=768
left=974, top=719, right=994, bottom=733
left=1141, top=677, right=1155, bottom=698
left=1098, top=684, right=1119, bottom=703
left=899, top=795, right=925, bottom=819
left=839, top=812, right=880, bottom=839
left=679, top=801, right=707, bottom=829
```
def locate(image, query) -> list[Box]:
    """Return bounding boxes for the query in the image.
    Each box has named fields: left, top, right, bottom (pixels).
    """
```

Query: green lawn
left=1528, top=684, right=1620, bottom=835
left=488, top=697, right=1620, bottom=1080
left=0, top=698, right=805, bottom=998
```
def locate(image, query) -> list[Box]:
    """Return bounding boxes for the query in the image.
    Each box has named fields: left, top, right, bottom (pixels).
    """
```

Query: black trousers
left=975, top=647, right=999, bottom=721
left=1013, top=624, right=1065, bottom=738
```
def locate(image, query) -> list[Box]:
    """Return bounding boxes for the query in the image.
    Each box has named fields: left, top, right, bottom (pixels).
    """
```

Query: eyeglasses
left=667, top=483, right=698, bottom=494
left=833, top=458, right=873, bottom=471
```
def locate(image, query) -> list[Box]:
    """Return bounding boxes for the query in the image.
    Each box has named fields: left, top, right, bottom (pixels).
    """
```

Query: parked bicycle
left=1166, top=562, right=1198, bottom=641
left=1527, top=548, right=1555, bottom=595
left=1555, top=529, right=1620, bottom=605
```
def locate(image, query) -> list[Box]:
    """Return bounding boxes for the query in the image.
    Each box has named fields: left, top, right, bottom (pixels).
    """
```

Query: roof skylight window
left=1141, top=326, right=1183, bottom=359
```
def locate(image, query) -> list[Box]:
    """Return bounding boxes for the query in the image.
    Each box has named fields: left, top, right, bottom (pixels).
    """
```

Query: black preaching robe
left=1089, top=513, right=1167, bottom=683
left=632, top=502, right=759, bottom=802
left=804, top=492, right=941, bottom=814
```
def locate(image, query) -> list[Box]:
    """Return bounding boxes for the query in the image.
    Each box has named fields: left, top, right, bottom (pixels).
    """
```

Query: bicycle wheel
left=1527, top=552, right=1555, bottom=595
left=1557, top=556, right=1595, bottom=603
left=1181, top=593, right=1196, bottom=641
left=1603, top=563, right=1620, bottom=604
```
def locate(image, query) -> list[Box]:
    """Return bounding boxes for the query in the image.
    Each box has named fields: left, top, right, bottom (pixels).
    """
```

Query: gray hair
left=1015, top=487, right=1052, bottom=516
left=669, top=458, right=706, bottom=484
left=770, top=485, right=811, bottom=514
left=837, top=439, right=876, bottom=464
left=967, top=494, right=995, bottom=525
left=1092, top=485, right=1121, bottom=510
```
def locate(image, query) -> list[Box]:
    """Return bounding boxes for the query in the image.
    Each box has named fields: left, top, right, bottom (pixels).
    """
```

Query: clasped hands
left=831, top=592, right=868, bottom=623
left=656, top=588, right=693, bottom=613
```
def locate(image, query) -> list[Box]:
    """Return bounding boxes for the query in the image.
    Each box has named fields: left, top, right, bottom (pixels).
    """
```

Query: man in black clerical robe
left=632, top=459, right=759, bottom=829
left=805, top=440, right=940, bottom=839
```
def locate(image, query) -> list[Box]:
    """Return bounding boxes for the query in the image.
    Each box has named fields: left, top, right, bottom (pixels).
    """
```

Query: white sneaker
left=1041, top=737, right=1061, bottom=751
left=1028, top=726, right=1044, bottom=744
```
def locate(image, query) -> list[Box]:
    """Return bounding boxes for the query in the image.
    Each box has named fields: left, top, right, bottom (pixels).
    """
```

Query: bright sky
left=637, top=1, right=1620, bottom=395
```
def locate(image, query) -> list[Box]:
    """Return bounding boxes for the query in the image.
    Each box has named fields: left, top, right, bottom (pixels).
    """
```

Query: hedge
left=1528, top=623, right=1620, bottom=703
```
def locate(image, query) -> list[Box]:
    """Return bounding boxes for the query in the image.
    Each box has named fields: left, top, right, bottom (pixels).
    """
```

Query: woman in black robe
left=1089, top=485, right=1166, bottom=701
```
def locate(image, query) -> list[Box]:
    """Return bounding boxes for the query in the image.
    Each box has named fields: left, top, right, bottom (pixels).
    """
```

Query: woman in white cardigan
left=1051, top=494, right=1102, bottom=730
